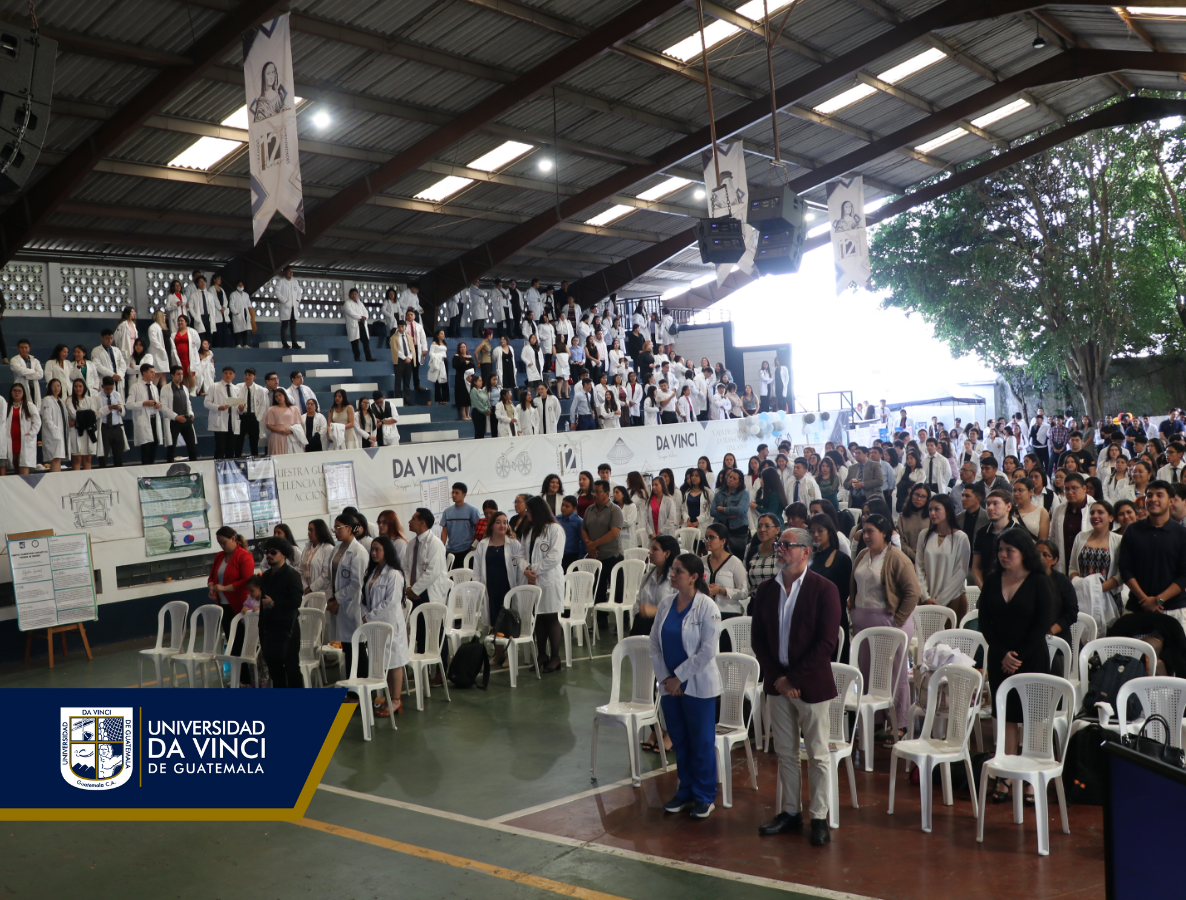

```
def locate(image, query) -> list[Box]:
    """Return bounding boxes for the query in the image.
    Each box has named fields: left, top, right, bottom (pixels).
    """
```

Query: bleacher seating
left=0, top=316, right=572, bottom=453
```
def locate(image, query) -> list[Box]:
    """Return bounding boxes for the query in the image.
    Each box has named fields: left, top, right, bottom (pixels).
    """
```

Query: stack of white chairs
left=170, top=604, right=224, bottom=688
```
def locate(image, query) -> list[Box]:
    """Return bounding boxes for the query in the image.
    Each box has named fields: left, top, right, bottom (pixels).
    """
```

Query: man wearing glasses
left=749, top=528, right=841, bottom=847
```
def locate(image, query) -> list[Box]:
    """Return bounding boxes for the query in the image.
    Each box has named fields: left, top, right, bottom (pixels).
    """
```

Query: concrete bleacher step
left=305, top=368, right=353, bottom=377
left=398, top=413, right=431, bottom=425
left=283, top=354, right=329, bottom=363
left=411, top=430, right=460, bottom=442
left=331, top=382, right=379, bottom=393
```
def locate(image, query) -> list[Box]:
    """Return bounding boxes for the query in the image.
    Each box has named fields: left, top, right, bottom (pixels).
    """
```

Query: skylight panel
left=468, top=140, right=533, bottom=172
left=914, top=99, right=1030, bottom=154
left=636, top=177, right=692, bottom=201
left=585, top=205, right=633, bottom=227
left=1126, top=6, right=1186, bottom=15
left=813, top=48, right=947, bottom=115
left=414, top=176, right=474, bottom=202
left=664, top=0, right=794, bottom=62
left=168, top=137, right=242, bottom=170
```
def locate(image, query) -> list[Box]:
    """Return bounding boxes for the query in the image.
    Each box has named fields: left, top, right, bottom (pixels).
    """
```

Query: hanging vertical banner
left=243, top=14, right=305, bottom=245
left=701, top=141, right=748, bottom=221
left=827, top=176, right=872, bottom=293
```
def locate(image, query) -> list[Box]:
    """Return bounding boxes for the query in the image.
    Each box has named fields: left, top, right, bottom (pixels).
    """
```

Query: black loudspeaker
left=697, top=216, right=745, bottom=265
left=0, top=26, right=55, bottom=194
left=747, top=184, right=807, bottom=229
left=748, top=185, right=807, bottom=276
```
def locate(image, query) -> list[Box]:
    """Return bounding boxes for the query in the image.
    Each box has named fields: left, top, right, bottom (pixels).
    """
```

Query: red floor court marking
left=503, top=752, right=1105, bottom=900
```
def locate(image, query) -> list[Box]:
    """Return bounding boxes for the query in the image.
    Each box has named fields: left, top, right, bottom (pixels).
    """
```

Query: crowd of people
left=201, top=422, right=1186, bottom=833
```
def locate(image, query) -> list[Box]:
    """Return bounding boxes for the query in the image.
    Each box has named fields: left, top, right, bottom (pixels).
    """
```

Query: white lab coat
left=648, top=592, right=722, bottom=698
left=274, top=277, right=303, bottom=319
left=468, top=285, right=488, bottom=320
left=66, top=393, right=103, bottom=457
left=46, top=360, right=94, bottom=395
left=427, top=343, right=448, bottom=384
left=490, top=288, right=511, bottom=323
left=161, top=381, right=195, bottom=425
left=495, top=402, right=518, bottom=435
left=534, top=394, right=562, bottom=434
left=381, top=297, right=401, bottom=332
left=522, top=287, right=543, bottom=318
left=1050, top=502, right=1093, bottom=575
left=473, top=537, right=525, bottom=623
left=407, top=530, right=450, bottom=606
left=303, top=412, right=328, bottom=449
left=188, top=287, right=213, bottom=332
left=204, top=380, right=242, bottom=433
left=229, top=290, right=253, bottom=333
left=710, top=392, right=731, bottom=420
left=286, top=383, right=317, bottom=413
left=208, top=287, right=231, bottom=325
left=397, top=288, right=421, bottom=315
left=342, top=297, right=370, bottom=342
left=91, top=344, right=127, bottom=384
left=287, top=420, right=308, bottom=454
left=492, top=344, right=517, bottom=382
left=641, top=494, right=681, bottom=537
left=3, top=403, right=41, bottom=463
left=362, top=565, right=410, bottom=670
left=521, top=343, right=543, bottom=382
left=148, top=323, right=169, bottom=373
left=164, top=293, right=190, bottom=333
left=759, top=368, right=774, bottom=398
left=301, top=542, right=334, bottom=593
left=405, top=318, right=428, bottom=365
left=515, top=404, right=539, bottom=436
left=10, top=354, right=42, bottom=403
left=518, top=522, right=566, bottom=615
left=368, top=401, right=400, bottom=447
left=537, top=322, right=555, bottom=354
left=114, top=320, right=138, bottom=360
left=329, top=538, right=370, bottom=642
left=785, top=473, right=820, bottom=505
left=127, top=381, right=166, bottom=447
left=39, top=394, right=70, bottom=460
left=193, top=353, right=216, bottom=396
left=921, top=452, right=952, bottom=495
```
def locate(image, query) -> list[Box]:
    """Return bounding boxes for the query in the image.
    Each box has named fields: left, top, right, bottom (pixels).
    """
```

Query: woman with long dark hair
left=897, top=483, right=932, bottom=563
left=576, top=470, right=596, bottom=518
left=915, top=494, right=972, bottom=622
left=646, top=475, right=681, bottom=540
left=808, top=513, right=852, bottom=662
left=453, top=341, right=474, bottom=421
left=39, top=377, right=68, bottom=472
left=712, top=468, right=751, bottom=557
left=540, top=473, right=564, bottom=515
left=4, top=383, right=40, bottom=474
left=633, top=534, right=680, bottom=635
left=474, top=512, right=524, bottom=653
left=362, top=536, right=408, bottom=716
left=519, top=496, right=566, bottom=674
left=816, top=456, right=841, bottom=509
left=299, top=518, right=335, bottom=595
left=648, top=551, right=721, bottom=819
left=751, top=467, right=787, bottom=525
left=703, top=522, right=749, bottom=623
left=326, top=512, right=370, bottom=678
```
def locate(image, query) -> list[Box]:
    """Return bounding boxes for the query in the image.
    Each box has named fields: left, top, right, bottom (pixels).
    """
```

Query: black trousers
left=350, top=337, right=376, bottom=361
left=435, top=381, right=450, bottom=404
left=233, top=329, right=251, bottom=347
left=471, top=318, right=485, bottom=337
left=280, top=312, right=298, bottom=347
left=341, top=639, right=368, bottom=683
left=168, top=419, right=198, bottom=461
left=594, top=554, right=624, bottom=607
left=410, top=360, right=422, bottom=392
left=215, top=321, right=232, bottom=348
left=99, top=424, right=125, bottom=467
left=139, top=440, right=158, bottom=466
left=213, top=430, right=235, bottom=460
left=473, top=412, right=486, bottom=439
left=660, top=411, right=678, bottom=425
left=236, top=414, right=260, bottom=457
left=448, top=314, right=461, bottom=337
left=393, top=361, right=412, bottom=400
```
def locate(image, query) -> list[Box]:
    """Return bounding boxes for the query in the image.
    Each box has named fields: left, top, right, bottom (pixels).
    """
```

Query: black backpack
left=447, top=636, right=489, bottom=689
left=1062, top=724, right=1121, bottom=805
left=1078, top=653, right=1146, bottom=720
left=668, top=320, right=680, bottom=337
left=493, top=607, right=521, bottom=639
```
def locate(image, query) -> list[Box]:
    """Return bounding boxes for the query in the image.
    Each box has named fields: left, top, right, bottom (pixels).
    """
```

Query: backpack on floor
left=447, top=636, right=489, bottom=689
left=1062, top=723, right=1122, bottom=805
left=1078, top=653, right=1145, bottom=720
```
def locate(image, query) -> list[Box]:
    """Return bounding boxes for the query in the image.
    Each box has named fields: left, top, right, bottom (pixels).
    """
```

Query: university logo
left=61, top=708, right=134, bottom=790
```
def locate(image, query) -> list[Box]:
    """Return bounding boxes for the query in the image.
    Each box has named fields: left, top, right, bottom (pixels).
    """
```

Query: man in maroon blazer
left=751, top=527, right=841, bottom=846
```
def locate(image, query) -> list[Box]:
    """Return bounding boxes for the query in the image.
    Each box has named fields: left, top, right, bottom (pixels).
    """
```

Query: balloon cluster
left=741, top=409, right=791, bottom=438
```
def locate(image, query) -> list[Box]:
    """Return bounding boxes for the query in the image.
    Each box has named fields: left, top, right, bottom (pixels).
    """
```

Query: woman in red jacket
left=208, top=527, right=257, bottom=643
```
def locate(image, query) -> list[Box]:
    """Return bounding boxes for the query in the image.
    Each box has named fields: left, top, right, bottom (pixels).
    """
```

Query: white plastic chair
left=911, top=606, right=958, bottom=687
left=297, top=608, right=326, bottom=688
left=1066, top=612, right=1097, bottom=703
left=447, top=568, right=473, bottom=587
left=850, top=626, right=909, bottom=771
left=911, top=627, right=990, bottom=748
left=774, top=663, right=863, bottom=828
left=590, top=635, right=669, bottom=786
left=407, top=602, right=453, bottom=710
left=336, top=622, right=397, bottom=740
left=595, top=559, right=645, bottom=642
left=715, top=652, right=759, bottom=808
left=675, top=526, right=701, bottom=553
left=561, top=571, right=595, bottom=666
left=567, top=557, right=602, bottom=580
left=445, top=552, right=455, bottom=570
left=964, top=585, right=980, bottom=612
left=1116, top=676, right=1186, bottom=747
left=463, top=550, right=475, bottom=569
left=977, top=673, right=1076, bottom=856
left=622, top=547, right=650, bottom=562
left=836, top=623, right=847, bottom=663
left=889, top=664, right=984, bottom=832
left=444, top=582, right=487, bottom=656
left=139, top=599, right=188, bottom=687
left=1072, top=637, right=1159, bottom=739
left=301, top=591, right=327, bottom=611
left=484, top=585, right=541, bottom=688
left=722, top=616, right=765, bottom=742
left=214, top=611, right=261, bottom=688
left=169, top=604, right=224, bottom=688
left=959, top=609, right=979, bottom=629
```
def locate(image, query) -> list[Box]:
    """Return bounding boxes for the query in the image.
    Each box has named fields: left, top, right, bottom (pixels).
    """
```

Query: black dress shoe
left=758, top=812, right=803, bottom=835
left=810, top=818, right=831, bottom=846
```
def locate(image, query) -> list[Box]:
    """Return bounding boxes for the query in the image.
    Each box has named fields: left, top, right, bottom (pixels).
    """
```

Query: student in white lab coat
left=518, top=496, right=567, bottom=673
left=381, top=287, right=401, bottom=337
left=515, top=389, right=539, bottom=436
left=43, top=344, right=75, bottom=396
left=66, top=377, right=102, bottom=469
left=468, top=278, right=489, bottom=338
left=204, top=365, right=242, bottom=460
left=493, top=336, right=517, bottom=390
left=188, top=275, right=212, bottom=336
left=299, top=519, right=336, bottom=594
left=367, top=390, right=400, bottom=448
left=533, top=383, right=562, bottom=434
left=92, top=329, right=128, bottom=392
left=521, top=335, right=544, bottom=388
left=127, top=362, right=166, bottom=466
left=427, top=331, right=449, bottom=405
left=148, top=311, right=170, bottom=387
left=39, top=377, right=70, bottom=471
left=4, top=383, right=41, bottom=474
left=404, top=509, right=450, bottom=680
left=343, top=288, right=376, bottom=362
left=208, top=274, right=232, bottom=348
left=361, top=536, right=410, bottom=717
left=397, top=284, right=422, bottom=318
left=522, top=279, right=543, bottom=319
left=126, top=338, right=154, bottom=391
left=163, top=280, right=189, bottom=334
left=275, top=266, right=303, bottom=349
left=10, top=339, right=43, bottom=403
left=300, top=398, right=328, bottom=452
left=193, top=341, right=216, bottom=396
left=326, top=513, right=371, bottom=677
left=114, top=308, right=138, bottom=360
left=495, top=389, right=518, bottom=436
left=229, top=281, right=254, bottom=347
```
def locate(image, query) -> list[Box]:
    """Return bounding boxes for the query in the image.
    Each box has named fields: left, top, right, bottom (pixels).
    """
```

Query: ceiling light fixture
left=538, top=158, right=554, bottom=172
left=312, top=111, right=331, bottom=129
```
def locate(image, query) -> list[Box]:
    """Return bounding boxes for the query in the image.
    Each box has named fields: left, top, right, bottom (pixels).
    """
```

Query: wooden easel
left=9, top=528, right=96, bottom=669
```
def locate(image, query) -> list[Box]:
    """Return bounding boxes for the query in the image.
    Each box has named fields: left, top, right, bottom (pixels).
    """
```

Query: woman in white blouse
left=914, top=495, right=972, bottom=622
left=193, top=340, right=215, bottom=395
left=66, top=376, right=102, bottom=468
left=613, top=485, right=639, bottom=549
left=599, top=390, right=622, bottom=429
left=553, top=337, right=570, bottom=399
left=675, top=384, right=695, bottom=422
left=300, top=519, right=336, bottom=593
left=1102, top=454, right=1135, bottom=505
left=703, top=523, right=750, bottom=619
left=494, top=388, right=518, bottom=436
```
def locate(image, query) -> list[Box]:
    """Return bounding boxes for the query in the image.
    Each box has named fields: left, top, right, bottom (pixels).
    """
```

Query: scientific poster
left=420, top=476, right=448, bottom=517
left=216, top=459, right=283, bottom=539
left=323, top=460, right=358, bottom=518
left=7, top=533, right=98, bottom=631
left=137, top=473, right=211, bottom=557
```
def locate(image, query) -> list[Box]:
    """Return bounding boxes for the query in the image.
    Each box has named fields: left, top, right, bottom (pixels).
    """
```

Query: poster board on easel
left=6, top=529, right=98, bottom=632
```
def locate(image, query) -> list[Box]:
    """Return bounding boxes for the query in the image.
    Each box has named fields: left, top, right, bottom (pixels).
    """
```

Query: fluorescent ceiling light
left=915, top=99, right=1030, bottom=154
left=415, top=175, right=474, bottom=202
left=585, top=205, right=633, bottom=227
left=814, top=47, right=946, bottom=115
left=664, top=0, right=794, bottom=62
left=636, top=176, right=692, bottom=201
left=168, top=137, right=242, bottom=170
left=413, top=141, right=534, bottom=203
left=468, top=140, right=533, bottom=172
left=1126, top=6, right=1186, bottom=15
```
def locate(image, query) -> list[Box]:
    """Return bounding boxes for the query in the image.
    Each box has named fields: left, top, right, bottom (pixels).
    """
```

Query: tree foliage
left=870, top=112, right=1186, bottom=419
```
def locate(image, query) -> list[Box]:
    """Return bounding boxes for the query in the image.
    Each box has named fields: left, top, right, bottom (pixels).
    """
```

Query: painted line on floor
left=487, top=766, right=674, bottom=824
left=297, top=817, right=631, bottom=900
left=315, top=784, right=879, bottom=900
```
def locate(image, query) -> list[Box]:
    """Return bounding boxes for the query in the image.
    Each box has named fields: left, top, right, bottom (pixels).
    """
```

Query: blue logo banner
left=0, top=689, right=353, bottom=820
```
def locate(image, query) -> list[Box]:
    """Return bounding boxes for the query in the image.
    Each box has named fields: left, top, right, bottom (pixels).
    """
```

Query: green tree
left=870, top=117, right=1184, bottom=420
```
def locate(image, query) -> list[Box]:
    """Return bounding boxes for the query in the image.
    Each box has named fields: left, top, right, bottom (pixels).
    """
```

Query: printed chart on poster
left=137, top=473, right=211, bottom=557
left=323, top=460, right=358, bottom=518
left=6, top=533, right=98, bottom=631
left=420, top=476, right=448, bottom=517
left=216, top=459, right=283, bottom=539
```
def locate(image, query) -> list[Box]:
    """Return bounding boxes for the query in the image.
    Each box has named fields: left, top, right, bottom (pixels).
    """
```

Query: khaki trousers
left=769, top=692, right=831, bottom=821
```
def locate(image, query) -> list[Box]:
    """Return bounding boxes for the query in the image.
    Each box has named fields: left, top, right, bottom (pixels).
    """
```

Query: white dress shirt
left=777, top=568, right=807, bottom=667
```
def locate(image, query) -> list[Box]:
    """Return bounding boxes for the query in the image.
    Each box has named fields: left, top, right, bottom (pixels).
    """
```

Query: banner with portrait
left=243, top=14, right=305, bottom=244
left=701, top=141, right=748, bottom=222
left=827, top=175, right=872, bottom=293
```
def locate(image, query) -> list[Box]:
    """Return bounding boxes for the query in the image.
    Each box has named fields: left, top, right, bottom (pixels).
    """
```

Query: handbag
left=1121, top=714, right=1186, bottom=768
left=493, top=607, right=521, bottom=639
